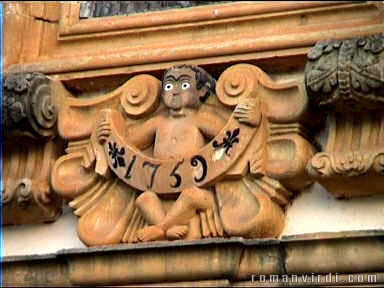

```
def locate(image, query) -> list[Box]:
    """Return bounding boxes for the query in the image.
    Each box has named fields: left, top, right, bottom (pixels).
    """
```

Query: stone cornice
left=5, top=2, right=383, bottom=80
left=3, top=231, right=384, bottom=286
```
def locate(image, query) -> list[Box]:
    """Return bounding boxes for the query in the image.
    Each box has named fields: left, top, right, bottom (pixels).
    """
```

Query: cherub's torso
left=153, top=113, right=205, bottom=159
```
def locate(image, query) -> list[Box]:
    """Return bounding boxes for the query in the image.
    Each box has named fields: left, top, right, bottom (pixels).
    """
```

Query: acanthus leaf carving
left=307, top=150, right=384, bottom=178
left=306, top=34, right=384, bottom=111
left=305, top=33, right=384, bottom=198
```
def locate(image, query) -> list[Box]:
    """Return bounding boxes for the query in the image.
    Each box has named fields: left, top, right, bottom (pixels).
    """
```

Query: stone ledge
left=3, top=231, right=384, bottom=286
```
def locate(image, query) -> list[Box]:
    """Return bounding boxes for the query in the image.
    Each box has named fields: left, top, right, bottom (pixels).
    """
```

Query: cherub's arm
left=196, top=110, right=227, bottom=140
left=125, top=117, right=158, bottom=150
left=96, top=113, right=158, bottom=150
left=89, top=113, right=157, bottom=177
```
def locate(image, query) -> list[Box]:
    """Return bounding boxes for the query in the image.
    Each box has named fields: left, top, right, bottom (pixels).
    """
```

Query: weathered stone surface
left=4, top=72, right=58, bottom=140
left=3, top=72, right=63, bottom=225
left=3, top=233, right=384, bottom=286
left=306, top=34, right=384, bottom=112
left=285, top=236, right=384, bottom=274
left=305, top=34, right=384, bottom=198
left=80, top=1, right=226, bottom=18
left=3, top=258, right=70, bottom=287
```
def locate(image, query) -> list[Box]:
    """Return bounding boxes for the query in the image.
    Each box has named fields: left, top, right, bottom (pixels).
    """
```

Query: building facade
left=3, top=2, right=384, bottom=286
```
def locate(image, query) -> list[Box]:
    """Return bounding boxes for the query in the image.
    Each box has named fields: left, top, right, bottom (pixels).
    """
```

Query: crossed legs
left=134, top=186, right=222, bottom=242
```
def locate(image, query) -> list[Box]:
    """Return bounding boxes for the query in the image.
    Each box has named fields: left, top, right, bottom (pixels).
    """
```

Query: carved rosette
left=51, top=63, right=315, bottom=246
left=305, top=34, right=384, bottom=198
left=3, top=72, right=62, bottom=225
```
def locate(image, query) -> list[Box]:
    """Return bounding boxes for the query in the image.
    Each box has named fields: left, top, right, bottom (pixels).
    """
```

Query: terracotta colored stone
left=5, top=2, right=384, bottom=79
left=4, top=2, right=384, bottom=287
left=50, top=63, right=315, bottom=246
left=3, top=234, right=384, bottom=286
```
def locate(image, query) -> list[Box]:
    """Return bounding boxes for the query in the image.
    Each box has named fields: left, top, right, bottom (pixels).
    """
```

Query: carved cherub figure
left=97, top=65, right=259, bottom=242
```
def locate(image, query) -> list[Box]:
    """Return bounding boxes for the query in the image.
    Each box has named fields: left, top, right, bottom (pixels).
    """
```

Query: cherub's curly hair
left=163, top=64, right=216, bottom=102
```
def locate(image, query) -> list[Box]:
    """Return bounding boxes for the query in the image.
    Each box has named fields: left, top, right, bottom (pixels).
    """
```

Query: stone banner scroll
left=50, top=63, right=315, bottom=246
left=101, top=109, right=256, bottom=194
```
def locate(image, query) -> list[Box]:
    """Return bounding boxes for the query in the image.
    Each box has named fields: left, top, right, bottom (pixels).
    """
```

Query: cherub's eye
left=181, top=82, right=191, bottom=90
left=164, top=83, right=173, bottom=91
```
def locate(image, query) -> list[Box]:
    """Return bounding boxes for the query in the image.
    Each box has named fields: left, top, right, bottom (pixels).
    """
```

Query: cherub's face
left=162, top=67, right=200, bottom=111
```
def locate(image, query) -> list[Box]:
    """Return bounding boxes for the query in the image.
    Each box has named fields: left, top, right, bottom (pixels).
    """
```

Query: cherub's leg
left=162, top=187, right=208, bottom=240
left=135, top=191, right=167, bottom=241
left=215, top=178, right=285, bottom=238
left=135, top=187, right=217, bottom=242
left=164, top=187, right=223, bottom=239
left=160, top=186, right=215, bottom=231
left=135, top=190, right=165, bottom=225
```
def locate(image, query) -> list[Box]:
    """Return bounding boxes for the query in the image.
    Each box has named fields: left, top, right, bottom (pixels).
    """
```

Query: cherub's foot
left=134, top=225, right=166, bottom=242
left=166, top=225, right=189, bottom=240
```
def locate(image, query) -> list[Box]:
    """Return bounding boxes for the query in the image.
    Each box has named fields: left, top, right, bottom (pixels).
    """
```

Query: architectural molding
left=4, top=72, right=58, bottom=140
left=3, top=72, right=63, bottom=225
left=306, top=34, right=384, bottom=198
left=59, top=2, right=347, bottom=38
left=3, top=231, right=384, bottom=286
left=306, top=34, right=384, bottom=111
left=6, top=2, right=383, bottom=79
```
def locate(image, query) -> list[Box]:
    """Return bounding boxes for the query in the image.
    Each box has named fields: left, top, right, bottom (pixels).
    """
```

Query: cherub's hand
left=234, top=98, right=262, bottom=127
left=96, top=117, right=111, bottom=144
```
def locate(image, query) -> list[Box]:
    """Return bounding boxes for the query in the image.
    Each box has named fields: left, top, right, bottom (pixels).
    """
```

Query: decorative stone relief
left=306, top=34, right=384, bottom=198
left=3, top=73, right=63, bottom=225
left=4, top=72, right=58, bottom=140
left=51, top=64, right=315, bottom=246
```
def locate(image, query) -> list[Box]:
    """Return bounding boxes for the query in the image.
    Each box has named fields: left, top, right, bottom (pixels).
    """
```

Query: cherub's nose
left=172, top=88, right=180, bottom=96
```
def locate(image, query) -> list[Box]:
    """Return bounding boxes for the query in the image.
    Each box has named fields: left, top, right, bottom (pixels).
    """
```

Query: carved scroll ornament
left=4, top=72, right=58, bottom=140
left=3, top=73, right=62, bottom=225
left=51, top=64, right=315, bottom=246
left=98, top=109, right=255, bottom=193
left=306, top=34, right=384, bottom=198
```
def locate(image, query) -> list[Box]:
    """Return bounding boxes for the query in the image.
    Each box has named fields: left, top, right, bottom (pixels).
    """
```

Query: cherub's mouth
left=170, top=98, right=181, bottom=107
left=169, top=108, right=185, bottom=118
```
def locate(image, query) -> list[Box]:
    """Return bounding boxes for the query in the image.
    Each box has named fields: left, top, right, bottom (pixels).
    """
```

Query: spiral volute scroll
left=4, top=72, right=58, bottom=139
left=120, top=74, right=161, bottom=118
left=306, top=153, right=333, bottom=177
left=28, top=75, right=58, bottom=138
left=216, top=64, right=260, bottom=107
